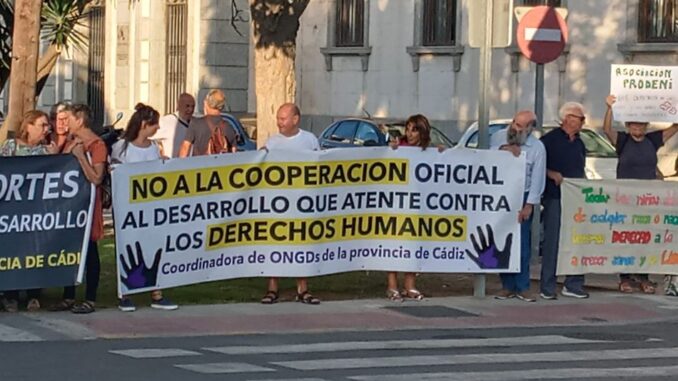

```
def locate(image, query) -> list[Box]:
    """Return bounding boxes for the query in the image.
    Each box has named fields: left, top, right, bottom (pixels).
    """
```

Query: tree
left=3, top=0, right=43, bottom=140
left=249, top=0, right=310, bottom=147
left=0, top=0, right=90, bottom=140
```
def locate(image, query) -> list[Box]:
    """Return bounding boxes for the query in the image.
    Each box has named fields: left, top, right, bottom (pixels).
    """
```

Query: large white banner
left=557, top=179, right=678, bottom=275
left=610, top=64, right=678, bottom=123
left=112, top=148, right=525, bottom=295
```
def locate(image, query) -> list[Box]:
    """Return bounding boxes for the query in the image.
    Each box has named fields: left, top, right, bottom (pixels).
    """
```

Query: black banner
left=0, top=154, right=93, bottom=290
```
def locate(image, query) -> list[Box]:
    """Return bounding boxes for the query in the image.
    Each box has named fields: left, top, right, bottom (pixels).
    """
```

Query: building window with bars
left=422, top=0, right=456, bottom=46
left=639, top=0, right=678, bottom=42
left=87, top=5, right=105, bottom=129
left=522, top=0, right=561, bottom=6
left=165, top=0, right=188, bottom=114
left=336, top=0, right=364, bottom=47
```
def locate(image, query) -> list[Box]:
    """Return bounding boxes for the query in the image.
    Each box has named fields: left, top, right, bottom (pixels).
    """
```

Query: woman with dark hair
left=111, top=103, right=178, bottom=312
left=386, top=114, right=432, bottom=301
left=0, top=110, right=58, bottom=312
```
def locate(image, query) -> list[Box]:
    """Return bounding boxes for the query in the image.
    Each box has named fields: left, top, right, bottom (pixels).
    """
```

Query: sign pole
left=531, top=63, right=544, bottom=263
left=474, top=0, right=494, bottom=298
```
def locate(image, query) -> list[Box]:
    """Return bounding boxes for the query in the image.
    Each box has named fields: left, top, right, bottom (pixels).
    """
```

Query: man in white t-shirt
left=263, top=103, right=320, bottom=151
left=151, top=93, right=195, bottom=158
left=260, top=103, right=321, bottom=305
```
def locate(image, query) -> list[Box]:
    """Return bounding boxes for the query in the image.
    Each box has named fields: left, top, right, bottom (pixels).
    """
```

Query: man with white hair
left=491, top=110, right=546, bottom=302
left=539, top=102, right=589, bottom=299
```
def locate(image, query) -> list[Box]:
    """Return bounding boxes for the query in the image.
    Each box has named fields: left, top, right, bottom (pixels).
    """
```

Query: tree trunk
left=250, top=0, right=309, bottom=148
left=1, top=0, right=43, bottom=141
left=254, top=45, right=296, bottom=147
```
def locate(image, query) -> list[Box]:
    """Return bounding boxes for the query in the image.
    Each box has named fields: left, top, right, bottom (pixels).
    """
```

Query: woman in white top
left=112, top=103, right=178, bottom=312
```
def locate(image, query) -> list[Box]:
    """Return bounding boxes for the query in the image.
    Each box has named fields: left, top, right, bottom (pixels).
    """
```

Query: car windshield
left=465, top=124, right=509, bottom=148
left=579, top=129, right=617, bottom=158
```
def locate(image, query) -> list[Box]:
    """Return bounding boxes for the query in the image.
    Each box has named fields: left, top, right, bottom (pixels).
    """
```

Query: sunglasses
left=567, top=114, right=586, bottom=123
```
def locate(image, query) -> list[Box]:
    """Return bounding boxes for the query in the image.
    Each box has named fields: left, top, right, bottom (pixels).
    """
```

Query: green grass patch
left=38, top=237, right=501, bottom=308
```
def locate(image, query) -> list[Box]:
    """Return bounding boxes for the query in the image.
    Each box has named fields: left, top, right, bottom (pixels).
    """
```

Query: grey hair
left=558, top=102, right=586, bottom=122
left=49, top=101, right=71, bottom=121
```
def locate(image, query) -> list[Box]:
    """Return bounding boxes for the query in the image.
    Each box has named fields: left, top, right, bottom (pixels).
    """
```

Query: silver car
left=455, top=119, right=618, bottom=180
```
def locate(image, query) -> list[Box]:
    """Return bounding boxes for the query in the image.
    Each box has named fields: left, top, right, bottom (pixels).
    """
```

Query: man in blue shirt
left=491, top=110, right=546, bottom=302
left=540, top=102, right=589, bottom=299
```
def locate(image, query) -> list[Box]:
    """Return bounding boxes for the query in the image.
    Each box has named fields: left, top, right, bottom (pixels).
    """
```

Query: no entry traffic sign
left=516, top=6, right=568, bottom=64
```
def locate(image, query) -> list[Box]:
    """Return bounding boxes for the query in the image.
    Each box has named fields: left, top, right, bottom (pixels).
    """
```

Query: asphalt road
left=3, top=322, right=678, bottom=381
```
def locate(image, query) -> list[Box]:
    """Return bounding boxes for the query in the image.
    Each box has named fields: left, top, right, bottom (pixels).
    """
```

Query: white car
left=456, top=119, right=618, bottom=180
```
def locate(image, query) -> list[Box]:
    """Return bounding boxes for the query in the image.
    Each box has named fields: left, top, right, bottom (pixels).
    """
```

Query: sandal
left=71, top=301, right=95, bottom=314
left=296, top=291, right=320, bottom=305
left=402, top=289, right=424, bottom=301
left=618, top=280, right=635, bottom=293
left=48, top=299, right=75, bottom=312
left=640, top=281, right=656, bottom=294
left=386, top=288, right=403, bottom=302
left=260, top=290, right=279, bottom=304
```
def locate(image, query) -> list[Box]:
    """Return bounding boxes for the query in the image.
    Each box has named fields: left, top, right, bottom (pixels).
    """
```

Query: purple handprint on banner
left=120, top=242, right=162, bottom=290
left=466, top=224, right=513, bottom=270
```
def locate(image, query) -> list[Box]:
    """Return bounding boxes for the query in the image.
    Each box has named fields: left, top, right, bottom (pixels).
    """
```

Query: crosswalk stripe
left=273, top=347, right=678, bottom=370
left=204, top=335, right=603, bottom=355
left=109, top=349, right=201, bottom=358
left=174, top=362, right=275, bottom=374
left=348, top=365, right=678, bottom=381
left=0, top=323, right=44, bottom=342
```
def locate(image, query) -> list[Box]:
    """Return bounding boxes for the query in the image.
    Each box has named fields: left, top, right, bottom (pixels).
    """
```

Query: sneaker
left=494, top=289, right=515, bottom=300
left=26, top=298, right=41, bottom=312
left=118, top=298, right=136, bottom=312
left=539, top=292, right=557, bottom=300
left=515, top=292, right=536, bottom=302
left=150, top=298, right=178, bottom=311
left=561, top=287, right=590, bottom=299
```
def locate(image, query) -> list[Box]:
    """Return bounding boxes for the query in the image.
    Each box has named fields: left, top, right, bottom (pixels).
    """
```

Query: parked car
left=318, top=118, right=455, bottom=149
left=456, top=119, right=618, bottom=179
left=221, top=113, right=257, bottom=151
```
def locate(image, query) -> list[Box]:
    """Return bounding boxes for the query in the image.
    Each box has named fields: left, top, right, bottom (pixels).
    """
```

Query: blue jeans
left=500, top=199, right=532, bottom=293
left=541, top=198, right=585, bottom=295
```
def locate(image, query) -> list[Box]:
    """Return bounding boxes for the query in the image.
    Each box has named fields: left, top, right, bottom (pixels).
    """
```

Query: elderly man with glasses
left=539, top=102, right=589, bottom=300
left=490, top=110, right=546, bottom=302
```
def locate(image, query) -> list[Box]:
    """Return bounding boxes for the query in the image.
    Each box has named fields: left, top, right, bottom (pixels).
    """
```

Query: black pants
left=5, top=289, right=41, bottom=301
left=63, top=240, right=100, bottom=302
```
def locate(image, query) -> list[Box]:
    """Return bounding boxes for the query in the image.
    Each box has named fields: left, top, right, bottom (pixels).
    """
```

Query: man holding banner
left=491, top=110, right=546, bottom=302
left=540, top=102, right=589, bottom=299
left=260, top=103, right=321, bottom=305
left=603, top=94, right=678, bottom=293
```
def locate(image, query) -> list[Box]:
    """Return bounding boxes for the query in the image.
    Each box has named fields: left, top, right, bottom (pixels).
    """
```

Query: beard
left=507, top=128, right=530, bottom=145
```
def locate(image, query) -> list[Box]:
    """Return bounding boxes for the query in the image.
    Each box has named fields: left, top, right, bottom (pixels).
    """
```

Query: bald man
left=490, top=110, right=546, bottom=302
left=261, top=103, right=320, bottom=305
left=263, top=103, right=319, bottom=151
left=152, top=93, right=195, bottom=158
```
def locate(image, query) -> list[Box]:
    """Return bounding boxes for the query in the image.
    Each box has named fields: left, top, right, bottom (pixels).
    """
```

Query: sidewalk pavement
left=5, top=274, right=676, bottom=341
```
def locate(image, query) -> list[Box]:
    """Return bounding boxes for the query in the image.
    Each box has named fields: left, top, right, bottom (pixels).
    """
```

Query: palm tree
left=0, top=0, right=90, bottom=95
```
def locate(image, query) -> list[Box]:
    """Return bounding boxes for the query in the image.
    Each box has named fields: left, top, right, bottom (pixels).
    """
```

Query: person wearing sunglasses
left=603, top=94, right=678, bottom=294
left=540, top=102, right=589, bottom=300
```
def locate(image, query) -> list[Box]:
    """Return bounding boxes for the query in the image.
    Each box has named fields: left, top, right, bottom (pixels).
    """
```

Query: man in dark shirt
left=178, top=89, right=237, bottom=157
left=540, top=101, right=588, bottom=299
left=603, top=94, right=678, bottom=293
